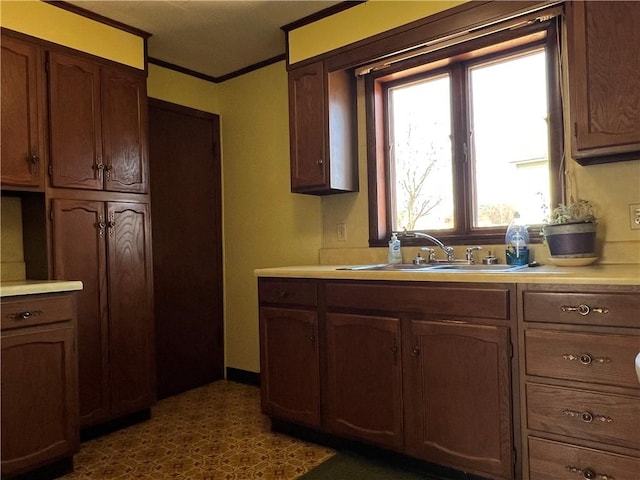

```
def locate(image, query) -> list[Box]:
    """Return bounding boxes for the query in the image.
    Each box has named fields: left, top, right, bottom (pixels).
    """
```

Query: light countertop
left=255, top=263, right=640, bottom=285
left=0, top=280, right=84, bottom=297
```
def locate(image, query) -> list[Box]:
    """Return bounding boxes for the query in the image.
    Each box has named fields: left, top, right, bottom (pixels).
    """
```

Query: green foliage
left=548, top=198, right=596, bottom=225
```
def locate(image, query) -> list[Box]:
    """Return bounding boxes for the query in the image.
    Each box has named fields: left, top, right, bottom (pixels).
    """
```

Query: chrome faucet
left=398, top=230, right=456, bottom=261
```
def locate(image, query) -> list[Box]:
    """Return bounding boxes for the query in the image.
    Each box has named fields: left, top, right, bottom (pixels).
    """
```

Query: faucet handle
left=465, top=246, right=483, bottom=263
left=420, top=247, right=436, bottom=261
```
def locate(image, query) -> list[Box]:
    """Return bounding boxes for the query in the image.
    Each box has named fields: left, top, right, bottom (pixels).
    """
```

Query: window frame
left=365, top=19, right=563, bottom=247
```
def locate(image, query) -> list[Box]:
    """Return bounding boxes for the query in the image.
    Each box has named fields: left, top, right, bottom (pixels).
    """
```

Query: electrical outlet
left=337, top=223, right=347, bottom=242
left=630, top=203, right=640, bottom=230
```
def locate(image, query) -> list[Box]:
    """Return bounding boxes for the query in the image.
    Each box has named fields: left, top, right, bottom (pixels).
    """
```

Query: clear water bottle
left=505, top=213, right=529, bottom=266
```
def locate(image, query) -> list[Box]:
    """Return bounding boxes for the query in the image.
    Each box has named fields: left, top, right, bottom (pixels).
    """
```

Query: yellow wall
left=148, top=64, right=220, bottom=113
left=288, top=0, right=467, bottom=64
left=0, top=0, right=144, bottom=69
left=218, top=62, right=322, bottom=372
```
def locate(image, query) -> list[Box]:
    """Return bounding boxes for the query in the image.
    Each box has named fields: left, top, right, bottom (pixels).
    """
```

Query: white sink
left=636, top=353, right=640, bottom=384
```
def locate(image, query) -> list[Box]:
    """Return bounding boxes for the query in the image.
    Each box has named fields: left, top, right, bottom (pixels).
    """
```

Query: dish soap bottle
left=505, top=213, right=529, bottom=266
left=388, top=233, right=402, bottom=264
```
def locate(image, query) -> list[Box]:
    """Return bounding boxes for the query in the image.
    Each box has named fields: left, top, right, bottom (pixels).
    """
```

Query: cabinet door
left=325, top=313, right=403, bottom=451
left=404, top=320, right=513, bottom=480
left=48, top=52, right=103, bottom=190
left=1, top=35, right=45, bottom=189
left=289, top=61, right=327, bottom=191
left=568, top=1, right=640, bottom=159
left=106, top=202, right=155, bottom=417
left=259, top=306, right=320, bottom=428
left=52, top=199, right=110, bottom=427
left=1, top=325, right=78, bottom=476
left=101, top=67, right=149, bottom=193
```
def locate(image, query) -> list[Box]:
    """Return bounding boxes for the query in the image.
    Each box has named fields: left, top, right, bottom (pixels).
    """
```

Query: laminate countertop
left=0, top=280, right=84, bottom=297
left=255, top=263, right=640, bottom=285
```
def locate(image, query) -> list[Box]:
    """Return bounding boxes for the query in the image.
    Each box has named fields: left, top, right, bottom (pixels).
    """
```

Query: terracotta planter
left=543, top=222, right=597, bottom=257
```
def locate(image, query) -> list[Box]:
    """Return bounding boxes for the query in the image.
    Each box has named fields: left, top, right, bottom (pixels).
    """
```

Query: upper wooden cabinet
left=567, top=1, right=640, bottom=163
left=48, top=52, right=148, bottom=193
left=288, top=61, right=357, bottom=194
left=1, top=34, right=46, bottom=190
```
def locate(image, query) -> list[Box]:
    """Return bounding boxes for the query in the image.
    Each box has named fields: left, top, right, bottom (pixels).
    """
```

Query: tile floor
left=60, top=381, right=335, bottom=479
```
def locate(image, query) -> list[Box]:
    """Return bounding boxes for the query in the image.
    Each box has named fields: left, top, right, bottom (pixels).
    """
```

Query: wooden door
left=101, top=67, right=148, bottom=193
left=568, top=1, right=640, bottom=158
left=52, top=199, right=110, bottom=427
left=404, top=320, right=513, bottom=480
left=1, top=35, right=45, bottom=189
left=1, top=325, right=78, bottom=476
left=48, top=52, right=102, bottom=190
left=325, top=313, right=403, bottom=451
left=148, top=99, right=224, bottom=398
left=106, top=202, right=155, bottom=417
left=259, top=307, right=321, bottom=428
left=289, top=61, right=327, bottom=191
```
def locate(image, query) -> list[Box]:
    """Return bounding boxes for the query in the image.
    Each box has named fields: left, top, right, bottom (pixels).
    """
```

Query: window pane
left=469, top=49, right=549, bottom=227
left=388, top=74, right=453, bottom=232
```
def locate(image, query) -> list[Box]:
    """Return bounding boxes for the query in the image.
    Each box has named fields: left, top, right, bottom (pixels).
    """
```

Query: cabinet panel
left=48, top=52, right=103, bottom=190
left=106, top=202, right=155, bottom=417
left=526, top=383, right=640, bottom=450
left=524, top=329, right=640, bottom=389
left=1, top=324, right=78, bottom=476
left=259, top=306, right=320, bottom=428
left=325, top=313, right=403, bottom=451
left=523, top=290, right=640, bottom=328
left=1, top=294, right=74, bottom=331
left=101, top=67, right=148, bottom=193
left=52, top=199, right=109, bottom=426
left=258, top=278, right=317, bottom=307
left=1, top=35, right=45, bottom=189
left=405, top=320, right=513, bottom=479
left=528, top=437, right=639, bottom=480
left=289, top=62, right=326, bottom=191
left=568, top=1, right=640, bottom=160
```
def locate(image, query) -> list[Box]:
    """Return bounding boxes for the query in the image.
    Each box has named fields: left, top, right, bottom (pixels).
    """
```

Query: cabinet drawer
left=258, top=279, right=317, bottom=307
left=523, top=291, right=640, bottom=327
left=1, top=295, right=74, bottom=330
left=326, top=283, right=510, bottom=320
left=526, top=383, right=640, bottom=449
left=528, top=436, right=640, bottom=480
left=524, top=329, right=640, bottom=389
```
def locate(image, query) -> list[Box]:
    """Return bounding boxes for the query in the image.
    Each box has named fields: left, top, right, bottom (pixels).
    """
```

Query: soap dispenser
left=505, top=213, right=529, bottom=265
left=388, top=233, right=402, bottom=264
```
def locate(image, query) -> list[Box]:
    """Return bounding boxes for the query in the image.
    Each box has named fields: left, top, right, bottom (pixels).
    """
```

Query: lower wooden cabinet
left=259, top=306, right=321, bottom=428
left=325, top=313, right=403, bottom=451
left=258, top=278, right=517, bottom=480
left=1, top=292, right=79, bottom=478
left=404, top=320, right=513, bottom=479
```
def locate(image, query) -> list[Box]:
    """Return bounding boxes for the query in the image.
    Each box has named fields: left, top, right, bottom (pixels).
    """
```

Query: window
left=366, top=19, right=563, bottom=246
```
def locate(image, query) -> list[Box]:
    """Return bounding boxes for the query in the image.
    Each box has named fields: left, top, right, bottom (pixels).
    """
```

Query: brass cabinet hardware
left=30, top=153, right=39, bottom=173
left=565, top=465, right=614, bottom=480
left=562, top=353, right=611, bottom=365
left=411, top=346, right=420, bottom=357
left=5, top=310, right=43, bottom=320
left=97, top=212, right=106, bottom=238
left=561, top=304, right=609, bottom=316
left=563, top=409, right=613, bottom=424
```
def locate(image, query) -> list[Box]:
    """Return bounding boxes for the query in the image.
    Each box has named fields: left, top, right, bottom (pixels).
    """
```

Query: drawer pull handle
left=278, top=291, right=288, bottom=298
left=6, top=310, right=43, bottom=320
left=566, top=465, right=614, bottom=480
left=563, top=409, right=613, bottom=424
left=562, top=353, right=611, bottom=365
left=561, top=304, right=609, bottom=316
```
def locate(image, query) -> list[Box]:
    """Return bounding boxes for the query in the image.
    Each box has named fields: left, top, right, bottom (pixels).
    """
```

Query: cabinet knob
left=562, top=353, right=611, bottom=365
left=411, top=346, right=420, bottom=357
left=6, top=310, right=42, bottom=320
left=30, top=153, right=39, bottom=173
left=317, top=158, right=324, bottom=166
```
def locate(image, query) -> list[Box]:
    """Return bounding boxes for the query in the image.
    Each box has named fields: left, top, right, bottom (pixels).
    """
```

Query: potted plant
left=543, top=198, right=597, bottom=258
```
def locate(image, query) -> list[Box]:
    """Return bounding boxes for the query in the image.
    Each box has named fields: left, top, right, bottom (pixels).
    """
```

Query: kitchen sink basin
left=339, top=263, right=529, bottom=272
left=429, top=264, right=529, bottom=272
